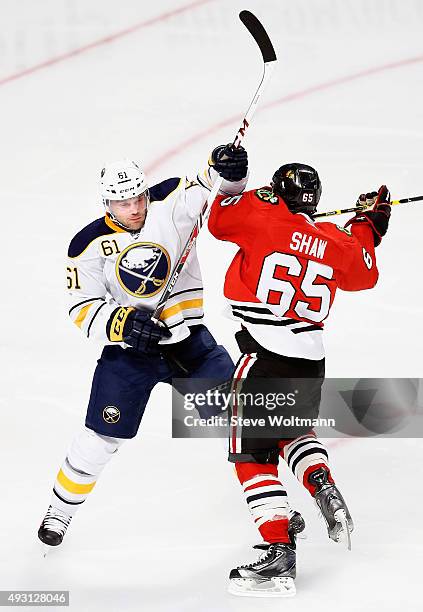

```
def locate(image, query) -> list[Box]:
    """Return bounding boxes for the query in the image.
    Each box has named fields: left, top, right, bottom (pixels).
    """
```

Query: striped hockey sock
left=50, top=426, right=123, bottom=516
left=279, top=433, right=334, bottom=496
left=52, top=456, right=97, bottom=516
left=235, top=462, right=291, bottom=544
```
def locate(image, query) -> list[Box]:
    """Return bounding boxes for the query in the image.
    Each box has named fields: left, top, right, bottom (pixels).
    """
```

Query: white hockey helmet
left=100, top=159, right=149, bottom=208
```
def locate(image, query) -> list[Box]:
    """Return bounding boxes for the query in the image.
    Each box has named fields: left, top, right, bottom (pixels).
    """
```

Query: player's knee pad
left=228, top=448, right=280, bottom=465
left=67, top=426, right=125, bottom=476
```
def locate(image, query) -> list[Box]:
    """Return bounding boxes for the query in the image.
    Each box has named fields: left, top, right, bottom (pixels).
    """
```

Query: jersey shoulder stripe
left=149, top=177, right=182, bottom=203
left=68, top=217, right=117, bottom=258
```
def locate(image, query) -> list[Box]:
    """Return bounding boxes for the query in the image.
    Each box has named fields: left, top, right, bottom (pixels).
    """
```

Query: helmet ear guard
left=271, top=163, right=322, bottom=215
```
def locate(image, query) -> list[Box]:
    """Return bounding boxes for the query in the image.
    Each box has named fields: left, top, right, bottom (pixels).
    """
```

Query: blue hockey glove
left=209, top=144, right=248, bottom=182
left=107, top=307, right=171, bottom=353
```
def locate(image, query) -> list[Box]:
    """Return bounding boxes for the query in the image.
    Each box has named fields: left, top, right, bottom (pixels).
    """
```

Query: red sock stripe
left=258, top=518, right=290, bottom=544
left=244, top=479, right=280, bottom=492
left=235, top=462, right=290, bottom=544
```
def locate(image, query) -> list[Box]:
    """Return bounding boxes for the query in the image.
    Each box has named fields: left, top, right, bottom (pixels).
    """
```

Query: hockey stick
left=313, top=195, right=423, bottom=219
left=151, top=11, right=277, bottom=323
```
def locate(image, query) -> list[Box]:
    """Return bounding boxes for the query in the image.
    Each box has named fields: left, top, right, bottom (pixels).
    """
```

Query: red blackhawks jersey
left=208, top=187, right=379, bottom=360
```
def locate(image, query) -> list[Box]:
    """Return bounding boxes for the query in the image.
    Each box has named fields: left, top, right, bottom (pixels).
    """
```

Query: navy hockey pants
left=85, top=325, right=234, bottom=438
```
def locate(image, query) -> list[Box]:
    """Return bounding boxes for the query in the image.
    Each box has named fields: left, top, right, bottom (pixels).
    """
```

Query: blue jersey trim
left=149, top=177, right=181, bottom=203
left=68, top=217, right=116, bottom=258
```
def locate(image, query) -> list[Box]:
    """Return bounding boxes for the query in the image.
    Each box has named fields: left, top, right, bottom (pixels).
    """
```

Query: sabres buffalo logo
left=103, top=405, right=120, bottom=424
left=116, top=242, right=170, bottom=297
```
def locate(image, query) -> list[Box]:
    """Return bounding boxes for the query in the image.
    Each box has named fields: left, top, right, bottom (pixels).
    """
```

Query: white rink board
left=0, top=1, right=422, bottom=610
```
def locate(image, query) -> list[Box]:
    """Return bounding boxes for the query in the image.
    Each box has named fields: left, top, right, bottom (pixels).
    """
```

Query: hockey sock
left=279, top=433, right=334, bottom=497
left=235, top=462, right=291, bottom=544
left=51, top=427, right=124, bottom=516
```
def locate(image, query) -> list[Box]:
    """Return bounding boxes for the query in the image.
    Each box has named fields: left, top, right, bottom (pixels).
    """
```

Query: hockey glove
left=209, top=144, right=248, bottom=182
left=356, top=191, right=379, bottom=209
left=107, top=306, right=171, bottom=353
left=345, top=185, right=391, bottom=246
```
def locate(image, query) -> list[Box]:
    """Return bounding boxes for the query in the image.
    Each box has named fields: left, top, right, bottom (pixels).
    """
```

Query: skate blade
left=228, top=577, right=296, bottom=598
left=334, top=509, right=352, bottom=551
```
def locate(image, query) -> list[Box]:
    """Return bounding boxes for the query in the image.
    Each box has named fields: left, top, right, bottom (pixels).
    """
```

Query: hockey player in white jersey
left=38, top=145, right=249, bottom=547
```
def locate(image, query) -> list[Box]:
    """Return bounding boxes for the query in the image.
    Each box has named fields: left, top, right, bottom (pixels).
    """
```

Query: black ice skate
left=228, top=514, right=303, bottom=597
left=38, top=505, right=72, bottom=550
left=228, top=541, right=296, bottom=597
left=309, top=467, right=354, bottom=550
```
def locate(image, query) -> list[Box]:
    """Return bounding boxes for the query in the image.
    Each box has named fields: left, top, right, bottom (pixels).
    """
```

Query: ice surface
left=1, top=1, right=422, bottom=610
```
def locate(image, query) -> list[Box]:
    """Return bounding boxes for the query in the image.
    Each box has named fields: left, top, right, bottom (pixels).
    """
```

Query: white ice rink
left=1, top=0, right=423, bottom=610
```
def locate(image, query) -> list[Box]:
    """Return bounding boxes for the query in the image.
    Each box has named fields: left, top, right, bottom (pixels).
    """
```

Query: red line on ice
left=0, top=0, right=215, bottom=87
left=146, top=53, right=423, bottom=173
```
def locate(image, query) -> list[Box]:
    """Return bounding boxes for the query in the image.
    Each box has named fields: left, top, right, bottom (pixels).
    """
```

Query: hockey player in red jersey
left=208, top=160, right=391, bottom=596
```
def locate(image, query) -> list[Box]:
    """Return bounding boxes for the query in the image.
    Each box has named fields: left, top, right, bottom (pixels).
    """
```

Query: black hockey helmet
left=271, top=163, right=322, bottom=215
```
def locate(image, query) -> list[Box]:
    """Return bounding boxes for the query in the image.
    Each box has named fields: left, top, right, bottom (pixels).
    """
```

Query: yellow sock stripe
left=161, top=299, right=203, bottom=321
left=74, top=303, right=93, bottom=328
left=57, top=469, right=96, bottom=495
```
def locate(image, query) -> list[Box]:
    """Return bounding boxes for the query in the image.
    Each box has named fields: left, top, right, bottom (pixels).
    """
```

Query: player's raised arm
left=204, top=144, right=256, bottom=245
left=335, top=185, right=392, bottom=291
left=183, top=143, right=249, bottom=221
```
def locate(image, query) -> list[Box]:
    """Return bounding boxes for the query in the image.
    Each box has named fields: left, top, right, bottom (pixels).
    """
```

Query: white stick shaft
left=233, top=61, right=276, bottom=149
left=199, top=60, right=276, bottom=229
left=153, top=59, right=276, bottom=320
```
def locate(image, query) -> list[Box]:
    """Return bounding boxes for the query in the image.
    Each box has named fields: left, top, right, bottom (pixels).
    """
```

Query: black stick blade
left=239, top=10, right=277, bottom=63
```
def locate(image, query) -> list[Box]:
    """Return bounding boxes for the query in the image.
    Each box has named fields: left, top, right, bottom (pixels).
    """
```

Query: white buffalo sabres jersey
left=67, top=173, right=245, bottom=345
